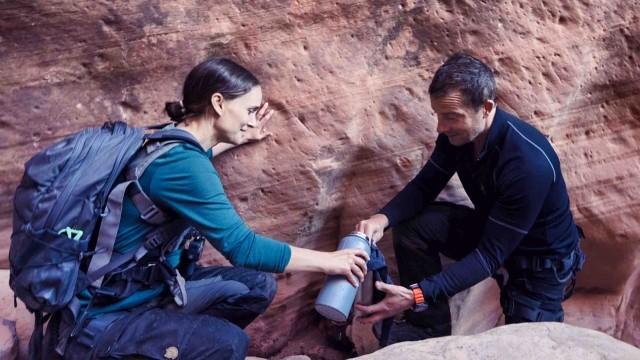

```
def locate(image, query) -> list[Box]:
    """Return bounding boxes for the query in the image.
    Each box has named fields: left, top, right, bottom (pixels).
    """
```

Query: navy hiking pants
left=63, top=266, right=277, bottom=360
left=392, top=202, right=580, bottom=337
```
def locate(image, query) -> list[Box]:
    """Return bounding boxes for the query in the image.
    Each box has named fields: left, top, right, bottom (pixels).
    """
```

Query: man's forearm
left=380, top=182, right=426, bottom=227
left=419, top=249, right=493, bottom=301
left=380, top=159, right=454, bottom=227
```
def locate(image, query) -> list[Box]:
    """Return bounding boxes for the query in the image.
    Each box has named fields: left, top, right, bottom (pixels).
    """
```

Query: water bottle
left=315, top=231, right=371, bottom=322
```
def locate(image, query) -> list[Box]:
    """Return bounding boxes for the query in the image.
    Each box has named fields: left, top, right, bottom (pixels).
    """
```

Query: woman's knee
left=197, top=318, right=249, bottom=360
left=252, top=272, right=277, bottom=307
left=216, top=328, right=250, bottom=360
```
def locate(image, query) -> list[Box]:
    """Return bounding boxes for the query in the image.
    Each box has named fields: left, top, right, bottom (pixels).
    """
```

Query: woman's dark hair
left=428, top=53, right=496, bottom=110
left=165, top=58, right=260, bottom=122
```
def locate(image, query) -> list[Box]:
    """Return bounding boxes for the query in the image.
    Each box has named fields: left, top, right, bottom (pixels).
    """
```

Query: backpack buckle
left=171, top=270, right=187, bottom=307
left=145, top=232, right=163, bottom=250
left=140, top=205, right=162, bottom=223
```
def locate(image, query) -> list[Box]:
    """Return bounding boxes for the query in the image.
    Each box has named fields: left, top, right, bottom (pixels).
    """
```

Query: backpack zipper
left=46, top=130, right=104, bottom=231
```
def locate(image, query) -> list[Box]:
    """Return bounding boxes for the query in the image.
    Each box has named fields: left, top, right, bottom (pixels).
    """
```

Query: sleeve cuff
left=251, top=234, right=292, bottom=273
left=378, top=208, right=398, bottom=229
left=418, top=278, right=447, bottom=303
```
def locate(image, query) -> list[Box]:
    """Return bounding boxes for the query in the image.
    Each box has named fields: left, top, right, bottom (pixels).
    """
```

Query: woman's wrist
left=314, top=251, right=330, bottom=273
left=287, top=246, right=329, bottom=273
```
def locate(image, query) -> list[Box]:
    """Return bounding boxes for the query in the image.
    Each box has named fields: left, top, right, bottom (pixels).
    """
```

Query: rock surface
left=0, top=319, right=18, bottom=360
left=1, top=0, right=639, bottom=358
left=0, top=271, right=32, bottom=360
left=353, top=322, right=640, bottom=360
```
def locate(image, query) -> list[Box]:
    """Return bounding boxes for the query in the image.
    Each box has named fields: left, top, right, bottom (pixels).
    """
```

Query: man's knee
left=392, top=221, right=413, bottom=249
left=501, top=289, right=564, bottom=323
left=392, top=204, right=451, bottom=250
left=392, top=217, right=428, bottom=251
left=504, top=309, right=564, bottom=324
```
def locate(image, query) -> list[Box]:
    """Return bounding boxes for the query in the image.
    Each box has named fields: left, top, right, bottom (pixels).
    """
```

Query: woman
left=63, top=58, right=368, bottom=359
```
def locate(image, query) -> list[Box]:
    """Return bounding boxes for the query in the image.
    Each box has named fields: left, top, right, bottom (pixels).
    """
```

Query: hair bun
left=165, top=101, right=187, bottom=121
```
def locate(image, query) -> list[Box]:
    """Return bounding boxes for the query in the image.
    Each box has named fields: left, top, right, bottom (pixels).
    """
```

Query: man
left=355, top=53, right=585, bottom=344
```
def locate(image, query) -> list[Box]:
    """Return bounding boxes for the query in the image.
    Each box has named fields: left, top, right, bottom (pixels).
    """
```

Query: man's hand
left=243, top=102, right=274, bottom=143
left=355, top=214, right=389, bottom=244
left=355, top=281, right=415, bottom=324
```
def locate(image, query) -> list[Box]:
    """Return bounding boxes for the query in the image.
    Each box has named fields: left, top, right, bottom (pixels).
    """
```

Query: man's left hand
left=243, top=102, right=274, bottom=143
left=355, top=281, right=415, bottom=324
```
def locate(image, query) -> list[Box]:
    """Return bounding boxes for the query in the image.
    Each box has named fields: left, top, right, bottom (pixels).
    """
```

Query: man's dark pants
left=63, top=266, right=277, bottom=360
left=392, top=202, right=574, bottom=340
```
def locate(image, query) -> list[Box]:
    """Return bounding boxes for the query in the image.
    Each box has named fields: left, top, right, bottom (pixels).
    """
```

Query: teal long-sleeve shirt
left=88, top=137, right=291, bottom=315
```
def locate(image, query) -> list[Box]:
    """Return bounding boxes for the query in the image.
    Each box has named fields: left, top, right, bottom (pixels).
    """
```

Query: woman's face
left=214, top=85, right=262, bottom=145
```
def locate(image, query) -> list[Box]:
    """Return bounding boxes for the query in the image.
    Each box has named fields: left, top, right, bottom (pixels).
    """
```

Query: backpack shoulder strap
left=85, top=132, right=192, bottom=289
left=144, top=124, right=203, bottom=151
left=86, top=179, right=141, bottom=288
left=86, top=125, right=204, bottom=289
left=125, top=141, right=182, bottom=225
left=124, top=126, right=204, bottom=224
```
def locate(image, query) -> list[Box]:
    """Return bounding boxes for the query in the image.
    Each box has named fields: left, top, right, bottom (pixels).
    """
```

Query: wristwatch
left=409, top=283, right=429, bottom=312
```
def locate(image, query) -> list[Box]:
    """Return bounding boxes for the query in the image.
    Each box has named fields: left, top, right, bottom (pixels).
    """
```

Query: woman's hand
left=355, top=281, right=415, bottom=324
left=214, top=103, right=274, bottom=156
left=285, top=246, right=368, bottom=286
left=322, top=249, right=370, bottom=287
left=355, top=214, right=389, bottom=245
left=243, top=102, right=274, bottom=143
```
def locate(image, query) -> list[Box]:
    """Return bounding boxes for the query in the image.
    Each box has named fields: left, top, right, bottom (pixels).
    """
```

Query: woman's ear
left=211, top=93, right=224, bottom=117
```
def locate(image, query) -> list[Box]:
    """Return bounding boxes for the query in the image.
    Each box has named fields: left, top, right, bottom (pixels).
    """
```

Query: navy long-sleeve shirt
left=380, top=107, right=579, bottom=301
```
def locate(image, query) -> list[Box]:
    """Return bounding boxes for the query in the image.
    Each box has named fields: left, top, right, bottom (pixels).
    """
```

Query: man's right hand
left=356, top=214, right=389, bottom=245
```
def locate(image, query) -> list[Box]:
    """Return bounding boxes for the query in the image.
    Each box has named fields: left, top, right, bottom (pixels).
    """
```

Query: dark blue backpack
left=10, top=122, right=142, bottom=313
left=9, top=121, right=203, bottom=359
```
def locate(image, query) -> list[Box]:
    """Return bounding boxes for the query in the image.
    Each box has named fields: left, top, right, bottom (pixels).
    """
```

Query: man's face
left=430, top=90, right=486, bottom=146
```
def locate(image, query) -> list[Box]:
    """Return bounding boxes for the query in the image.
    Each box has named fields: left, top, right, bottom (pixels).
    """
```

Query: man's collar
left=476, top=107, right=508, bottom=160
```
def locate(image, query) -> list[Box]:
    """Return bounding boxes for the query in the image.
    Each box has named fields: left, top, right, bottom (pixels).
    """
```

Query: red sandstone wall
left=1, top=0, right=639, bottom=357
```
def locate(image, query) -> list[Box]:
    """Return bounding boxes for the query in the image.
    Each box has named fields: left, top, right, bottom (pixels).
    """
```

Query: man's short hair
left=428, top=53, right=496, bottom=110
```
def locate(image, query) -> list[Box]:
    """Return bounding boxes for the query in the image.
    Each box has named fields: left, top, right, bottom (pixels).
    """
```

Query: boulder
left=354, top=322, right=640, bottom=360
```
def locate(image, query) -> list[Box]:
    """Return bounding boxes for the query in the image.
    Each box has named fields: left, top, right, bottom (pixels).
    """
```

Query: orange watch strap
left=412, top=286, right=425, bottom=305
